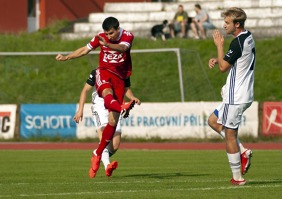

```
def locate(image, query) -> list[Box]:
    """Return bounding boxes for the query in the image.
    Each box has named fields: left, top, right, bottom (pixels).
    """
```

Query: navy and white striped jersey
left=223, top=30, right=256, bottom=104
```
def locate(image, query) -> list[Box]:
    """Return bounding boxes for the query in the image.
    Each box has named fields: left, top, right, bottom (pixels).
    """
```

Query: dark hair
left=163, top=20, right=168, bottom=25
left=195, top=4, right=201, bottom=9
left=102, top=17, right=119, bottom=31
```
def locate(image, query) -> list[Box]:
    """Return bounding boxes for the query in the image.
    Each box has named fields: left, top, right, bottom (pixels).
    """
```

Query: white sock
left=227, top=152, right=243, bottom=181
left=220, top=131, right=246, bottom=154
left=101, top=148, right=110, bottom=170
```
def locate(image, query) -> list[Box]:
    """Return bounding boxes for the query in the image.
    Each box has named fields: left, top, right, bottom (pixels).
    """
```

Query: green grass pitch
left=0, top=150, right=281, bottom=199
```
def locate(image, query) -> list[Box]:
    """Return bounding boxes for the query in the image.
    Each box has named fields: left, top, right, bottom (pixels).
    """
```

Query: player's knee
left=225, top=129, right=237, bottom=142
left=112, top=141, right=120, bottom=151
left=108, top=120, right=117, bottom=126
left=112, top=146, right=119, bottom=153
left=109, top=115, right=120, bottom=126
left=107, top=145, right=118, bottom=156
left=225, top=134, right=237, bottom=143
left=207, top=115, right=215, bottom=128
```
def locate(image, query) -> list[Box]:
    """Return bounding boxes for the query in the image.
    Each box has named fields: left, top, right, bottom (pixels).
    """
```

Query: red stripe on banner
left=0, top=112, right=11, bottom=117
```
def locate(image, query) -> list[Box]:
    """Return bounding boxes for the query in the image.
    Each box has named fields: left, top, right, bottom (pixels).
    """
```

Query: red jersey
left=86, top=28, right=134, bottom=79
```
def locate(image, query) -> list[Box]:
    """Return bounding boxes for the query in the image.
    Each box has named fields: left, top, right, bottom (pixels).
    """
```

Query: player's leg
left=238, top=103, right=253, bottom=175
left=104, top=114, right=122, bottom=177
left=219, top=104, right=250, bottom=185
left=92, top=100, right=121, bottom=177
left=213, top=88, right=252, bottom=164
left=97, top=70, right=135, bottom=118
left=89, top=91, right=119, bottom=178
left=89, top=95, right=109, bottom=178
left=97, top=71, right=133, bottom=153
left=89, top=70, right=134, bottom=178
left=97, top=111, right=120, bottom=153
left=96, top=127, right=110, bottom=170
left=107, top=117, right=122, bottom=156
left=89, top=111, right=119, bottom=178
left=207, top=111, right=223, bottom=135
left=107, top=131, right=121, bottom=156
left=97, top=127, right=120, bottom=177
left=105, top=132, right=121, bottom=177
left=96, top=69, right=123, bottom=113
left=213, top=87, right=253, bottom=177
left=208, top=109, right=248, bottom=154
left=102, top=87, right=122, bottom=112
left=100, top=87, right=135, bottom=118
left=225, top=127, right=246, bottom=185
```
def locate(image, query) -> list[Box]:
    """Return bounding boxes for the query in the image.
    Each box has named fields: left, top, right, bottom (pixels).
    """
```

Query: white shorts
left=216, top=102, right=252, bottom=129
left=91, top=91, right=122, bottom=133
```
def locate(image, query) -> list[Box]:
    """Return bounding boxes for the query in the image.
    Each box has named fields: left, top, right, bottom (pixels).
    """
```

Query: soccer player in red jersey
left=56, top=17, right=138, bottom=178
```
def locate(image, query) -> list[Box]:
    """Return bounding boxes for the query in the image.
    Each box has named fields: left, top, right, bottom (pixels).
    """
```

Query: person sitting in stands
left=190, top=4, right=216, bottom=39
left=169, top=4, right=189, bottom=38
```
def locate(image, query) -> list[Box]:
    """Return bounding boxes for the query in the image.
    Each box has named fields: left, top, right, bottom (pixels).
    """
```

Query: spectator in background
left=169, top=4, right=189, bottom=38
left=190, top=4, right=215, bottom=39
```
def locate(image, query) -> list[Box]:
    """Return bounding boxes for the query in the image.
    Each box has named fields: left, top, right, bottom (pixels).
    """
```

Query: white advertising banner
left=76, top=103, right=98, bottom=139
left=0, top=104, right=17, bottom=139
left=120, top=102, right=259, bottom=139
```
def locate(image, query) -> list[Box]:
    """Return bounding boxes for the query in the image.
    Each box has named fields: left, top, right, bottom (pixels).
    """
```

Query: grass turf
left=0, top=150, right=281, bottom=198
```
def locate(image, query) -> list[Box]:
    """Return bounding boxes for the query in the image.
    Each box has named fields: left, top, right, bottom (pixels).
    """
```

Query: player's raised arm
left=124, top=87, right=141, bottom=105
left=212, top=30, right=231, bottom=72
left=56, top=46, right=91, bottom=61
left=97, top=35, right=129, bottom=53
left=73, top=83, right=93, bottom=123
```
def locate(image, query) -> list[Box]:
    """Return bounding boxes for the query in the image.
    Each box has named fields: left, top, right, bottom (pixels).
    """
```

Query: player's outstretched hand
left=73, top=111, right=83, bottom=123
left=56, top=54, right=67, bottom=61
left=208, top=58, right=218, bottom=69
left=132, top=97, right=141, bottom=105
left=97, top=35, right=108, bottom=46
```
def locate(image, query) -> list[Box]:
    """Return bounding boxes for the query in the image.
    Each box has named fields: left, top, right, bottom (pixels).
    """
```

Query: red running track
left=0, top=142, right=282, bottom=150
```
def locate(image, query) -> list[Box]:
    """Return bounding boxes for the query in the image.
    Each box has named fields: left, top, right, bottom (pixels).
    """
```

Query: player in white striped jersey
left=207, top=7, right=255, bottom=186
left=73, top=69, right=141, bottom=177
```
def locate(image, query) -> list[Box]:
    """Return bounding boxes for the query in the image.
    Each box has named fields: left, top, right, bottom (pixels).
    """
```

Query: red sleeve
left=120, top=30, right=134, bottom=48
left=86, top=35, right=100, bottom=50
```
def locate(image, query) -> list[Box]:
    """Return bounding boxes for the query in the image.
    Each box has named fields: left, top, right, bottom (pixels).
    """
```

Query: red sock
left=104, top=94, right=121, bottom=112
left=96, top=124, right=116, bottom=156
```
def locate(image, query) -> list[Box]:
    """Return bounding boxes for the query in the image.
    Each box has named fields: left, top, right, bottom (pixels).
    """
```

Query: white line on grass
left=0, top=178, right=280, bottom=186
left=0, top=184, right=281, bottom=198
